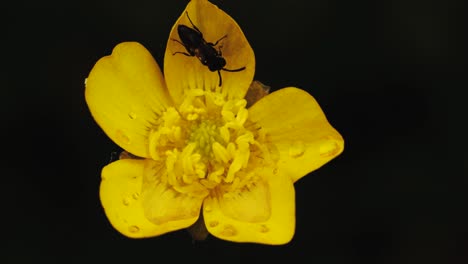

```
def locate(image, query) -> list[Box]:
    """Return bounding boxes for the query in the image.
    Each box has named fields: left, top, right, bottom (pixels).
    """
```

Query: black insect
left=172, top=11, right=246, bottom=86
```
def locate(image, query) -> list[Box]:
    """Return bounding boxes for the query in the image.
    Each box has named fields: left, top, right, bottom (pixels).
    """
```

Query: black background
left=4, top=0, right=467, bottom=263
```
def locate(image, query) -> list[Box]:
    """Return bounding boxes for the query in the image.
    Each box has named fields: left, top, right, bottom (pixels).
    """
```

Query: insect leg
left=173, top=51, right=193, bottom=57
left=219, top=67, right=245, bottom=86
left=171, top=38, right=186, bottom=47
left=217, top=70, right=222, bottom=86
left=171, top=38, right=194, bottom=56
left=222, top=66, right=246, bottom=72
left=212, top=35, right=227, bottom=46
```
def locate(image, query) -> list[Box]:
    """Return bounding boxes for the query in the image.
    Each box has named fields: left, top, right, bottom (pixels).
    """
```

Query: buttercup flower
left=85, top=0, right=344, bottom=245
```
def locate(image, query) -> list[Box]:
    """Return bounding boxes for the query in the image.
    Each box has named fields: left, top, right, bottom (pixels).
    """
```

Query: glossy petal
left=86, top=42, right=173, bottom=158
left=164, top=0, right=255, bottom=106
left=140, top=160, right=206, bottom=227
left=248, top=87, right=344, bottom=182
left=100, top=159, right=201, bottom=238
left=203, top=169, right=295, bottom=245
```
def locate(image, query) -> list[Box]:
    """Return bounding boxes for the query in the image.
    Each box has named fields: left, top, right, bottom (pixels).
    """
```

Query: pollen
left=146, top=89, right=276, bottom=198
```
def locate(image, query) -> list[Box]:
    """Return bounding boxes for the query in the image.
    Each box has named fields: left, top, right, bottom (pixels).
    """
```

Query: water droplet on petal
left=209, top=221, right=218, bottom=227
left=122, top=197, right=130, bottom=206
left=128, top=225, right=140, bottom=233
left=320, top=138, right=341, bottom=157
left=289, top=141, right=305, bottom=158
left=128, top=112, right=137, bottom=120
left=132, top=192, right=139, bottom=200
left=204, top=205, right=212, bottom=212
left=260, top=224, right=269, bottom=233
left=190, top=207, right=199, bottom=217
left=116, top=130, right=130, bottom=145
left=221, top=225, right=237, bottom=237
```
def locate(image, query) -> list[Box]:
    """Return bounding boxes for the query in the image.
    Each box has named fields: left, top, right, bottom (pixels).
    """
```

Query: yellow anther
left=208, top=167, right=224, bottom=183
left=219, top=125, right=230, bottom=143
left=195, top=163, right=206, bottom=178
left=182, top=142, right=196, bottom=156
left=200, top=179, right=218, bottom=188
left=182, top=173, right=194, bottom=184
left=212, top=93, right=225, bottom=106
left=235, top=99, right=247, bottom=109
left=222, top=100, right=235, bottom=112
left=183, top=156, right=194, bottom=175
left=174, top=126, right=182, bottom=141
left=187, top=113, right=199, bottom=120
left=241, top=147, right=250, bottom=168
left=212, top=142, right=230, bottom=164
left=163, top=107, right=181, bottom=127
left=236, top=131, right=254, bottom=145
left=227, top=142, right=236, bottom=159
left=236, top=108, right=248, bottom=126
left=225, top=154, right=243, bottom=183
left=181, top=143, right=196, bottom=175
left=221, top=110, right=235, bottom=122
left=191, top=153, right=201, bottom=163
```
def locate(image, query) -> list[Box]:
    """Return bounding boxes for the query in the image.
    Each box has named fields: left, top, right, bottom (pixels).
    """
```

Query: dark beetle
left=172, top=11, right=246, bottom=86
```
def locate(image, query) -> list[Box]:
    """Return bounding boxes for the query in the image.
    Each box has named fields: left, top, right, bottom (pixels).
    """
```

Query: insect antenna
left=185, top=11, right=202, bottom=34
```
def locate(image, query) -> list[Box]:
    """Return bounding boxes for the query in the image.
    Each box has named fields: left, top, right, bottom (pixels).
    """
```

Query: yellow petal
left=100, top=159, right=200, bottom=238
left=86, top=42, right=173, bottom=158
left=164, top=0, right=255, bottom=106
left=141, top=160, right=206, bottom=227
left=218, top=180, right=272, bottom=223
left=248, top=87, right=344, bottom=182
left=203, top=169, right=295, bottom=245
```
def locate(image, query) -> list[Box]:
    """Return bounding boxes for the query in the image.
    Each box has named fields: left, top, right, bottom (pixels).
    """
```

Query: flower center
left=147, top=89, right=274, bottom=198
left=188, top=120, right=224, bottom=159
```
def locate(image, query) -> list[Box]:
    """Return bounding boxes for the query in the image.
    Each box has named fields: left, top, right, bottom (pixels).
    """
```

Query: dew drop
left=128, top=225, right=140, bottom=233
left=116, top=130, right=130, bottom=145
left=128, top=112, right=137, bottom=120
left=204, top=205, right=212, bottom=212
left=221, top=225, right=237, bottom=237
left=191, top=207, right=199, bottom=217
left=209, top=221, right=219, bottom=227
left=289, top=141, right=305, bottom=158
left=122, top=197, right=130, bottom=206
left=319, top=138, right=340, bottom=157
left=260, top=224, right=269, bottom=233
left=132, top=192, right=139, bottom=200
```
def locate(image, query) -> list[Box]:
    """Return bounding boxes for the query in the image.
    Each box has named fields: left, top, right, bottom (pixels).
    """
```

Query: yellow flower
left=85, top=0, right=343, bottom=245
